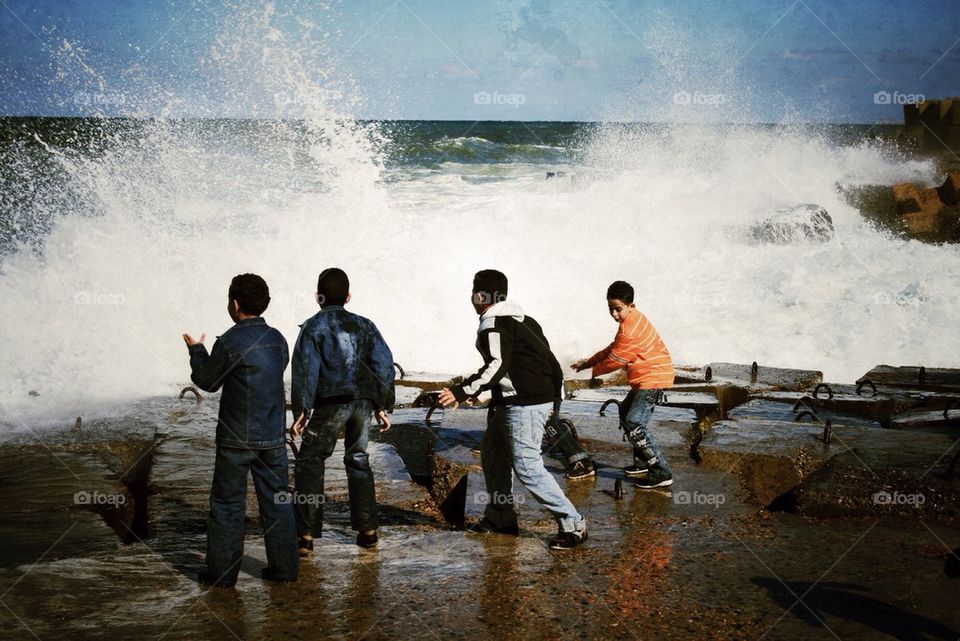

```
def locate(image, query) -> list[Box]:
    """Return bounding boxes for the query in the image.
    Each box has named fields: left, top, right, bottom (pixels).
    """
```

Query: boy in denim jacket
left=290, top=268, right=395, bottom=552
left=184, top=273, right=298, bottom=587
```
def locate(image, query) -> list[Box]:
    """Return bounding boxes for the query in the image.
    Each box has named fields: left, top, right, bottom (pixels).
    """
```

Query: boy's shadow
left=751, top=577, right=958, bottom=641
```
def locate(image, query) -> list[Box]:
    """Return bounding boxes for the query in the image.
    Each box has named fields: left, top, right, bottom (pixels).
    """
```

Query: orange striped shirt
left=586, top=308, right=674, bottom=389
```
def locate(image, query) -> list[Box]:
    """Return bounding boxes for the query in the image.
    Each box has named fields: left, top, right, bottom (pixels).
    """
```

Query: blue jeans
left=621, top=389, right=671, bottom=473
left=206, top=445, right=298, bottom=584
left=482, top=403, right=585, bottom=534
left=295, top=399, right=378, bottom=536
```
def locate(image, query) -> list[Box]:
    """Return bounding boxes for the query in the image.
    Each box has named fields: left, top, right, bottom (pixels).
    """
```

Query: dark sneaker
left=549, top=525, right=588, bottom=550
left=632, top=467, right=673, bottom=489
left=261, top=567, right=297, bottom=583
left=197, top=571, right=235, bottom=589
left=466, top=517, right=520, bottom=536
left=298, top=536, right=314, bottom=558
left=623, top=464, right=649, bottom=477
left=356, top=531, right=379, bottom=549
left=566, top=459, right=597, bottom=480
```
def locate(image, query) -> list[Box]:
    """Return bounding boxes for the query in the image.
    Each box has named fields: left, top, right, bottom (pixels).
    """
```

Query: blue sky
left=1, top=0, right=958, bottom=122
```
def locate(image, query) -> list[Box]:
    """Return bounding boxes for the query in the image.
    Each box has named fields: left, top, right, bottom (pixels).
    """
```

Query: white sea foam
left=2, top=5, right=959, bottom=420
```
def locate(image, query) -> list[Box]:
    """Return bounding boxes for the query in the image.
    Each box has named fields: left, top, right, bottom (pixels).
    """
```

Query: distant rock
left=748, top=204, right=834, bottom=244
left=891, top=171, right=960, bottom=242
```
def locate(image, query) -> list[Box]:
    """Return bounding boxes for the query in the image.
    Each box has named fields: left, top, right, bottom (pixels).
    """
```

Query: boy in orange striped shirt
left=572, top=281, right=674, bottom=488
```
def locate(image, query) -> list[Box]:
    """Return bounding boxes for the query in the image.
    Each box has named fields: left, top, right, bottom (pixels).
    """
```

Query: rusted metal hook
left=179, top=386, right=202, bottom=403
left=812, top=383, right=833, bottom=400
left=599, top=398, right=621, bottom=417
left=855, top=379, right=877, bottom=398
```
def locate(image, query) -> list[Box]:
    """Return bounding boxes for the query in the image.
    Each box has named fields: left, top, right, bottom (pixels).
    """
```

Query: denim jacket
left=291, top=305, right=395, bottom=418
left=188, top=317, right=289, bottom=449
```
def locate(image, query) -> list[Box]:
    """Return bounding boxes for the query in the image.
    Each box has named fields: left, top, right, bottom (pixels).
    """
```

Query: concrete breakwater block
left=394, top=371, right=461, bottom=393
left=890, top=171, right=960, bottom=241
left=697, top=415, right=960, bottom=520
left=729, top=398, right=884, bottom=430
left=696, top=418, right=839, bottom=506
left=858, top=364, right=960, bottom=393
left=680, top=362, right=822, bottom=392
left=790, top=425, right=960, bottom=519
left=888, top=408, right=960, bottom=430
left=0, top=426, right=159, bottom=566
left=749, top=389, right=899, bottom=423
left=424, top=408, right=486, bottom=528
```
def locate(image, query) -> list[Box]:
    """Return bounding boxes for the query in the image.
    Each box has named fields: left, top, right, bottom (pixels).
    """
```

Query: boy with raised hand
left=183, top=273, right=298, bottom=587
left=437, top=270, right=587, bottom=551
left=571, top=280, right=675, bottom=489
left=290, top=268, right=394, bottom=553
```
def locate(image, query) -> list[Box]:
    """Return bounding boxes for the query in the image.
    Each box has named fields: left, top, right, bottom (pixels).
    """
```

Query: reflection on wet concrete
left=2, top=395, right=960, bottom=639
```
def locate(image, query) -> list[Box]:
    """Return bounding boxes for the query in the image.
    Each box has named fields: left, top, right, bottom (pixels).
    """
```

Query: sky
left=0, top=0, right=958, bottom=122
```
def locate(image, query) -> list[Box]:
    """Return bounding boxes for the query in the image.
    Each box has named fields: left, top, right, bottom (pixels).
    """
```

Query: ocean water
left=1, top=0, right=959, bottom=425
left=1, top=114, right=959, bottom=426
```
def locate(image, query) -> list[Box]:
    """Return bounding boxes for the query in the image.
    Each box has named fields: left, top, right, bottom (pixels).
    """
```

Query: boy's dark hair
left=473, top=269, right=508, bottom=306
left=229, top=273, right=271, bottom=316
left=606, top=280, right=634, bottom=304
left=317, top=267, right=349, bottom=306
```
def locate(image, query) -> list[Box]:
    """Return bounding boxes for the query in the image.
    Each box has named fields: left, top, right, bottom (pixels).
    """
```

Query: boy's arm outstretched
left=449, top=328, right=513, bottom=404
left=572, top=340, right=615, bottom=373
left=184, top=336, right=233, bottom=393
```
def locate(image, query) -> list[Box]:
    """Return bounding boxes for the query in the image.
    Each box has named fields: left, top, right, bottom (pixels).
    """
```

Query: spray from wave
left=1, top=4, right=959, bottom=423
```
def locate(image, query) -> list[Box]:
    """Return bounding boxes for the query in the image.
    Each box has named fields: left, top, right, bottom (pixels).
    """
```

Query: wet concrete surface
left=1, top=388, right=959, bottom=640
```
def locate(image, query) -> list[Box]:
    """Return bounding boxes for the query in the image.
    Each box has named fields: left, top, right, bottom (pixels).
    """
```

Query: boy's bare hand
left=437, top=388, right=459, bottom=409
left=375, top=409, right=392, bottom=432
left=290, top=412, right=307, bottom=438
left=182, top=333, right=206, bottom=347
